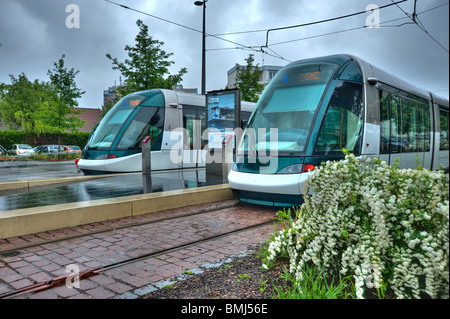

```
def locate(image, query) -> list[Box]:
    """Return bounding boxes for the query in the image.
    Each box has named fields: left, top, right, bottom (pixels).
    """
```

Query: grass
left=272, top=264, right=356, bottom=299
left=257, top=241, right=357, bottom=299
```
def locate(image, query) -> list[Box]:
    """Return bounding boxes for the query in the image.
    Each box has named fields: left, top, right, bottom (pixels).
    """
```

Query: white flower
left=262, top=153, right=449, bottom=299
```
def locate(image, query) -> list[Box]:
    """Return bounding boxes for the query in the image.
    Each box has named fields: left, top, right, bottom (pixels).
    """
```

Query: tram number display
left=299, top=71, right=322, bottom=82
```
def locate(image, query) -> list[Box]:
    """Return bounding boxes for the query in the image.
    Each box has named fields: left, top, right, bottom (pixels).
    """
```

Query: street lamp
left=194, top=0, right=207, bottom=95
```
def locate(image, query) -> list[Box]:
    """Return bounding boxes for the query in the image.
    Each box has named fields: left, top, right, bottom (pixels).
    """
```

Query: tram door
left=182, top=108, right=206, bottom=168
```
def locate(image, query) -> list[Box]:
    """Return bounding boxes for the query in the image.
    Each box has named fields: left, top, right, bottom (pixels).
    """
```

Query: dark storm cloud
left=0, top=0, right=448, bottom=108
left=0, top=0, right=140, bottom=107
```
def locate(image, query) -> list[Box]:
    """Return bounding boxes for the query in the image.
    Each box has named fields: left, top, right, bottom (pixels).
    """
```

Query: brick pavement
left=0, top=200, right=278, bottom=299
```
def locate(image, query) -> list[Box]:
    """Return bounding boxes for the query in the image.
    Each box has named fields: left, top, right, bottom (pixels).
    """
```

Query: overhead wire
left=210, top=1, right=448, bottom=50
left=259, top=3, right=448, bottom=56
left=104, top=0, right=448, bottom=60
left=213, top=0, right=408, bottom=39
left=417, top=1, right=448, bottom=15
left=104, top=0, right=290, bottom=62
left=208, top=16, right=410, bottom=50
left=390, top=0, right=449, bottom=53
left=260, top=0, right=408, bottom=49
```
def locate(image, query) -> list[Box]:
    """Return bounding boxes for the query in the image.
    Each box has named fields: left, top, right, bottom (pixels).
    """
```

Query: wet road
left=0, top=161, right=223, bottom=212
left=0, top=160, right=79, bottom=182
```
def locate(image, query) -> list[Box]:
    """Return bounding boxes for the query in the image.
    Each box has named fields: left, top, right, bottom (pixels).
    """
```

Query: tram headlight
left=277, top=164, right=303, bottom=174
left=94, top=154, right=119, bottom=160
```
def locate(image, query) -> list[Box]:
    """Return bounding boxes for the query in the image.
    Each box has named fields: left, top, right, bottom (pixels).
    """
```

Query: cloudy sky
left=0, top=0, right=448, bottom=109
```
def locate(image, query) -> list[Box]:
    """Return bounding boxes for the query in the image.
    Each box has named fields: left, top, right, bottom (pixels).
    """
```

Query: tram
left=228, top=54, right=449, bottom=207
left=78, top=89, right=255, bottom=174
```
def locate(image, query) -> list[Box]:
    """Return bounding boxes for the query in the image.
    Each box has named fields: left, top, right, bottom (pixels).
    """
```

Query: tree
left=234, top=54, right=266, bottom=103
left=47, top=54, right=85, bottom=108
left=106, top=19, right=187, bottom=100
left=0, top=55, right=85, bottom=135
left=0, top=73, right=85, bottom=133
left=47, top=55, right=86, bottom=151
left=0, top=73, right=39, bottom=130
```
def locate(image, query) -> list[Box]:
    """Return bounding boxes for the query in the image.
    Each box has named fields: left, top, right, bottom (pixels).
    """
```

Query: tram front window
left=239, top=63, right=338, bottom=155
left=87, top=94, right=148, bottom=149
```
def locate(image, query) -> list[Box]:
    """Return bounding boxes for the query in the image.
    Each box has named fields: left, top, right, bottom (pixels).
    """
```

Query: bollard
left=142, top=136, right=151, bottom=175
left=221, top=134, right=233, bottom=183
left=74, top=158, right=80, bottom=174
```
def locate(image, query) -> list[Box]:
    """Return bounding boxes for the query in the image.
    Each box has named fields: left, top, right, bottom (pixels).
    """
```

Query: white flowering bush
left=263, top=153, right=449, bottom=299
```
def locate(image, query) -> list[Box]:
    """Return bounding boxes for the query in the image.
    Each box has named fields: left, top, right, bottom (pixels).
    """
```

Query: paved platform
left=0, top=200, right=277, bottom=299
left=0, top=162, right=279, bottom=300
left=0, top=183, right=234, bottom=239
left=0, top=168, right=213, bottom=210
left=0, top=167, right=232, bottom=239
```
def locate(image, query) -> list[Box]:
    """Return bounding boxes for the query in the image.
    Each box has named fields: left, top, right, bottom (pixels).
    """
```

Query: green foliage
left=0, top=55, right=86, bottom=133
left=47, top=54, right=85, bottom=108
left=264, top=152, right=449, bottom=299
left=272, top=265, right=355, bottom=299
left=106, top=19, right=187, bottom=101
left=0, top=130, right=90, bottom=149
left=47, top=54, right=86, bottom=134
left=27, top=152, right=81, bottom=161
left=235, top=54, right=266, bottom=103
left=0, top=73, right=53, bottom=131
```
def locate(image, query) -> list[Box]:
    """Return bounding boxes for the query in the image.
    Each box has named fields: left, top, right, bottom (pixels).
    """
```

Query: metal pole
left=201, top=1, right=206, bottom=95
left=142, top=136, right=152, bottom=193
left=142, top=136, right=151, bottom=175
left=194, top=0, right=207, bottom=95
left=222, top=134, right=233, bottom=183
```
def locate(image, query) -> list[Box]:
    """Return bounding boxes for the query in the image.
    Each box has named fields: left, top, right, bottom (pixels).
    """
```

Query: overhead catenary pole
left=195, top=0, right=207, bottom=95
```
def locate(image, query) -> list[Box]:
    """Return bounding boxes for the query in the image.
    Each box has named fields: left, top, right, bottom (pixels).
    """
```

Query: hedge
left=0, top=130, right=90, bottom=148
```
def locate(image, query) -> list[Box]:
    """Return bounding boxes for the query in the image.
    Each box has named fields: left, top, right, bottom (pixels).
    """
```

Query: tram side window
left=314, top=81, right=364, bottom=155
left=440, top=108, right=449, bottom=150
left=380, top=91, right=390, bottom=154
left=400, top=99, right=419, bottom=152
left=379, top=91, right=431, bottom=153
left=183, top=109, right=207, bottom=149
left=183, top=112, right=196, bottom=149
left=400, top=98, right=430, bottom=152
left=418, top=102, right=430, bottom=152
left=390, top=95, right=403, bottom=153
left=200, top=112, right=207, bottom=148
left=116, top=107, right=164, bottom=150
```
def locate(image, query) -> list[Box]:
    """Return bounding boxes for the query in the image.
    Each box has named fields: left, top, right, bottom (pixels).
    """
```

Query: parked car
left=33, top=144, right=65, bottom=154
left=7, top=144, right=35, bottom=156
left=62, top=145, right=82, bottom=154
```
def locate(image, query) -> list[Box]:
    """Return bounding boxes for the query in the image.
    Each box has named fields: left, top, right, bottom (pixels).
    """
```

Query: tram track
left=0, top=201, right=277, bottom=299
left=0, top=200, right=240, bottom=256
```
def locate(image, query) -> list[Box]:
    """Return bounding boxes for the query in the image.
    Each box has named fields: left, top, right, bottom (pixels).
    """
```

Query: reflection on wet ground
left=0, top=169, right=222, bottom=212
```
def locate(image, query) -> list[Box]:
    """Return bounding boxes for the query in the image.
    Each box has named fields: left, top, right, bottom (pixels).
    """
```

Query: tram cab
left=228, top=54, right=449, bottom=207
left=78, top=89, right=255, bottom=174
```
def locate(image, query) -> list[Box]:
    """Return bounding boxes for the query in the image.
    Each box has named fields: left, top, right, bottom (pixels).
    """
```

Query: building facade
left=227, top=64, right=283, bottom=90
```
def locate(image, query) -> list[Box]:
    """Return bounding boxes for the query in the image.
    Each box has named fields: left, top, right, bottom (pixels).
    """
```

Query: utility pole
left=412, top=0, right=417, bottom=22
left=194, top=0, right=207, bottom=95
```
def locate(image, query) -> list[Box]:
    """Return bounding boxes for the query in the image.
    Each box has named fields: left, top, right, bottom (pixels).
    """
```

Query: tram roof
left=287, top=54, right=448, bottom=104
left=132, top=88, right=256, bottom=112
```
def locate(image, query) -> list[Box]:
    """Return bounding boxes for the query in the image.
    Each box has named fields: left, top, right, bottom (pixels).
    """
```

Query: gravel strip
left=141, top=244, right=287, bottom=299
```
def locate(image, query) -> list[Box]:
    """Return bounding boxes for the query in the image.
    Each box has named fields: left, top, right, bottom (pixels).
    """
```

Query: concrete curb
left=0, top=174, right=119, bottom=193
left=0, top=184, right=233, bottom=239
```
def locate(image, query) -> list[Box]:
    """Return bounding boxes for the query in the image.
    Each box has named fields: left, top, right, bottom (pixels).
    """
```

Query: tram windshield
left=239, top=63, right=338, bottom=155
left=87, top=91, right=165, bottom=150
